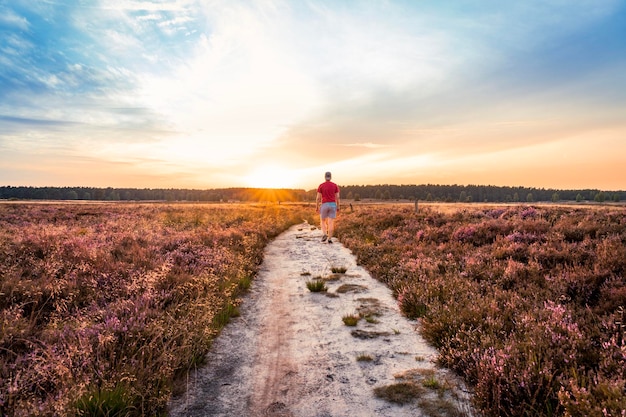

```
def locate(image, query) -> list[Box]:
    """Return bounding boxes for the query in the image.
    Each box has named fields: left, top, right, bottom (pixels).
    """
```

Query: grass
left=342, top=313, right=360, bottom=326
left=306, top=279, right=328, bottom=292
left=0, top=202, right=312, bottom=416
left=331, top=266, right=348, bottom=273
left=356, top=354, right=374, bottom=362
left=421, top=371, right=443, bottom=390
left=381, top=368, right=468, bottom=416
left=418, top=397, right=470, bottom=417
left=336, top=284, right=367, bottom=293
left=356, top=298, right=383, bottom=318
left=74, top=385, right=137, bottom=417
left=340, top=203, right=626, bottom=416
left=323, top=273, right=342, bottom=281
left=363, top=315, right=379, bottom=324
left=212, top=302, right=241, bottom=330
left=351, top=329, right=392, bottom=339
left=374, top=382, right=425, bottom=404
left=237, top=274, right=253, bottom=292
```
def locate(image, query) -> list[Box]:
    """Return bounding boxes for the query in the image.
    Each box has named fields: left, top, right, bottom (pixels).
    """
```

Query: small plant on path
left=336, top=284, right=367, bottom=293
left=363, top=315, right=379, bottom=324
left=374, top=382, right=425, bottom=404
left=306, top=279, right=327, bottom=292
left=342, top=313, right=360, bottom=326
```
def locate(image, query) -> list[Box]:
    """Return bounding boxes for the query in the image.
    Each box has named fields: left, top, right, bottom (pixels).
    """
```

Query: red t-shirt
left=317, top=181, right=339, bottom=203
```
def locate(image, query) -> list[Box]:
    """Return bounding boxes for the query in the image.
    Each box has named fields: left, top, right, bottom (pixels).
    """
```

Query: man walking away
left=316, top=171, right=340, bottom=243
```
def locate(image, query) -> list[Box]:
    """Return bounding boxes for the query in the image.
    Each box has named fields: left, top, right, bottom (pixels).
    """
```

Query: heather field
left=339, top=203, right=626, bottom=417
left=2, top=201, right=625, bottom=417
left=0, top=202, right=312, bottom=416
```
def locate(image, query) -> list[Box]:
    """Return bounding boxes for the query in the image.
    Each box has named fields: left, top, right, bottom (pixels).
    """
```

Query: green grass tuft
left=342, top=313, right=360, bottom=326
left=363, top=315, right=379, bottom=324
left=423, top=374, right=442, bottom=390
left=212, top=302, right=240, bottom=329
left=374, top=382, right=425, bottom=404
left=306, top=279, right=327, bottom=292
left=74, top=385, right=136, bottom=417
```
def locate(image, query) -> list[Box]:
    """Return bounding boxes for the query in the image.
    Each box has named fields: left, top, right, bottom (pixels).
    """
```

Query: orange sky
left=1, top=1, right=625, bottom=191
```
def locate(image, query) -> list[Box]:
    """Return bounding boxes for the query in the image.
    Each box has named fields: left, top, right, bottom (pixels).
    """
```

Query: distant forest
left=1, top=185, right=624, bottom=203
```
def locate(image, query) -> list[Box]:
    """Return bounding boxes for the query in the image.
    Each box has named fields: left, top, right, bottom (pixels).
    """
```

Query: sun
left=244, top=165, right=298, bottom=189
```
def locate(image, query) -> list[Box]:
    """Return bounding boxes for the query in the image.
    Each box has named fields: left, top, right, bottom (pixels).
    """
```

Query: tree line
left=0, top=186, right=307, bottom=202
left=0, top=184, right=623, bottom=203
left=339, top=184, right=624, bottom=203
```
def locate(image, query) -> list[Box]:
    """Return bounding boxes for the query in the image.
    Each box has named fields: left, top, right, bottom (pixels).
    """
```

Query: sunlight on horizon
left=244, top=165, right=301, bottom=189
left=1, top=2, right=625, bottom=190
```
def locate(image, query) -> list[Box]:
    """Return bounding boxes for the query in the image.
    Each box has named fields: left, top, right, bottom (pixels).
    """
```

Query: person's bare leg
left=320, top=216, right=328, bottom=241
left=327, top=218, right=334, bottom=241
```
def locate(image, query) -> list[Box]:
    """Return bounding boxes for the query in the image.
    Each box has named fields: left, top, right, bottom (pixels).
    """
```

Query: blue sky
left=1, top=0, right=625, bottom=190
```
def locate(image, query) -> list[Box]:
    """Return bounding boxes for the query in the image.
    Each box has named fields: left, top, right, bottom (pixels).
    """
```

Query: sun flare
left=245, top=165, right=298, bottom=189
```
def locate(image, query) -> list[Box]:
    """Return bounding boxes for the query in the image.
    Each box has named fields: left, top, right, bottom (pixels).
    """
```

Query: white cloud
left=100, top=0, right=195, bottom=12
left=0, top=7, right=30, bottom=30
left=341, top=142, right=390, bottom=149
left=133, top=2, right=323, bottom=165
left=2, top=0, right=625, bottom=189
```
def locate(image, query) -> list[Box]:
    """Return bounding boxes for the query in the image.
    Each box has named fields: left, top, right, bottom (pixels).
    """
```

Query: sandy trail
left=169, top=222, right=474, bottom=417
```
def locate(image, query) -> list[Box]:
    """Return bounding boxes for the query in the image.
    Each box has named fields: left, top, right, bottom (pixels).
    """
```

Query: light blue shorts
left=320, top=202, right=337, bottom=219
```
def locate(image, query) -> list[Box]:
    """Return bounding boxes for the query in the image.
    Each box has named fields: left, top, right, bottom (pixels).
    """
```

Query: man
left=316, top=171, right=340, bottom=243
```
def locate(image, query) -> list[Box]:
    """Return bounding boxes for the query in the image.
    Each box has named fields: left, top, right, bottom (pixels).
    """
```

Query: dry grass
left=389, top=368, right=470, bottom=417
left=322, top=273, right=342, bottom=282
left=0, top=202, right=311, bottom=416
left=340, top=202, right=626, bottom=416
left=306, top=279, right=328, bottom=292
left=356, top=297, right=383, bottom=318
left=374, top=382, right=425, bottom=404
left=342, top=313, right=360, bottom=326
left=336, top=284, right=368, bottom=293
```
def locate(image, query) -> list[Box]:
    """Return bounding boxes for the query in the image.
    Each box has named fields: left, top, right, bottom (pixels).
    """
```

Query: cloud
left=341, top=142, right=390, bottom=149
left=0, top=115, right=78, bottom=130
left=1, top=0, right=625, bottom=189
left=0, top=6, right=29, bottom=30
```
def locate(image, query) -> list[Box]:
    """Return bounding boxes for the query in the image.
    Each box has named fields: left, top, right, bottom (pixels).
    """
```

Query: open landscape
left=1, top=201, right=624, bottom=416
left=168, top=218, right=475, bottom=417
left=0, top=202, right=313, bottom=415
left=3, top=2, right=626, bottom=416
left=339, top=202, right=626, bottom=416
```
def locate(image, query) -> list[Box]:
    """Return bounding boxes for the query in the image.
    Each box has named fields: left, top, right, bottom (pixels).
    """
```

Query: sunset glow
left=1, top=1, right=625, bottom=191
left=244, top=165, right=300, bottom=189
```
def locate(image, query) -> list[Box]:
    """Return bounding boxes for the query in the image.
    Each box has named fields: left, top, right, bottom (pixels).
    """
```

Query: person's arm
left=316, top=192, right=322, bottom=212
left=335, top=191, right=340, bottom=211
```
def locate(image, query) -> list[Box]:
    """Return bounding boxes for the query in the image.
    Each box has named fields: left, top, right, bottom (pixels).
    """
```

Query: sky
left=1, top=0, right=625, bottom=191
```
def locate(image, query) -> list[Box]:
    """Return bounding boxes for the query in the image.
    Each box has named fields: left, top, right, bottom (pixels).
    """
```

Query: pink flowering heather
left=0, top=202, right=312, bottom=416
left=339, top=203, right=626, bottom=417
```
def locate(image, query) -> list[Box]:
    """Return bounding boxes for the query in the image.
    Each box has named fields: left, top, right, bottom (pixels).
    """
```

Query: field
left=0, top=202, right=313, bottom=416
left=1, top=201, right=625, bottom=416
left=339, top=202, right=626, bottom=417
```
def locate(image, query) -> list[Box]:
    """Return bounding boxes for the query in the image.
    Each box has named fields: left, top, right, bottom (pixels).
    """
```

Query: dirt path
left=168, top=222, right=475, bottom=417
